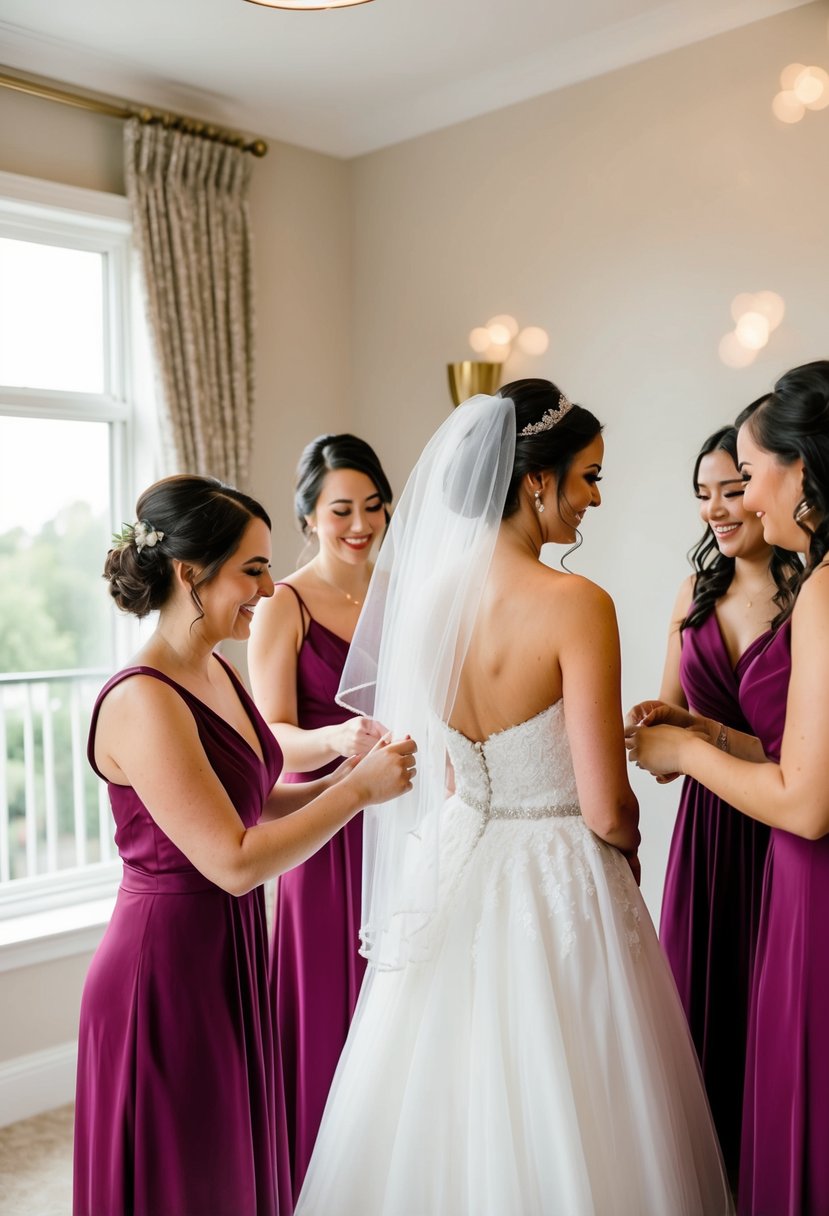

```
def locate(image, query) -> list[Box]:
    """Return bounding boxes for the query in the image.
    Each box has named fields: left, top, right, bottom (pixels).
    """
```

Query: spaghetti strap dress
left=659, top=611, right=771, bottom=1184
left=269, top=582, right=366, bottom=1202
left=73, top=657, right=290, bottom=1216
left=738, top=620, right=829, bottom=1215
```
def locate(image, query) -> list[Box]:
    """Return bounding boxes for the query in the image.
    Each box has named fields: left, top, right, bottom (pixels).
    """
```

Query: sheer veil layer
left=338, top=394, right=516, bottom=970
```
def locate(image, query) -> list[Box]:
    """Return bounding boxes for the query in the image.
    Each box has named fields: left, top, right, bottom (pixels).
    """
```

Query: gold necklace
left=738, top=581, right=775, bottom=610
left=315, top=568, right=367, bottom=607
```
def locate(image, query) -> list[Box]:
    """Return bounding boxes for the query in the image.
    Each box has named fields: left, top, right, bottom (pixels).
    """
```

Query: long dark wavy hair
left=743, top=359, right=829, bottom=624
left=680, top=419, right=800, bottom=634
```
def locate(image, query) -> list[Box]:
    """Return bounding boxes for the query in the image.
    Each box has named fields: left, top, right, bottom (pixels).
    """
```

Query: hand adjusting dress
left=269, top=582, right=366, bottom=1203
left=296, top=699, right=733, bottom=1215
left=660, top=610, right=771, bottom=1182
left=73, top=659, right=290, bottom=1216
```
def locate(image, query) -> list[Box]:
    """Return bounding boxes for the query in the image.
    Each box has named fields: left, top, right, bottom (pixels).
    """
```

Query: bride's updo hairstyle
left=104, top=474, right=271, bottom=619
left=499, top=378, right=603, bottom=520
left=294, top=433, right=393, bottom=535
left=744, top=360, right=829, bottom=598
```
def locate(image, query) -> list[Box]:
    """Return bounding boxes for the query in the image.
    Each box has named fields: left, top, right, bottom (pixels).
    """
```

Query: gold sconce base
left=447, top=361, right=502, bottom=408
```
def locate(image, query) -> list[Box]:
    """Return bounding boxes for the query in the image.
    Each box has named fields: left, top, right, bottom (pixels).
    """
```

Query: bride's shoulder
left=535, top=567, right=615, bottom=617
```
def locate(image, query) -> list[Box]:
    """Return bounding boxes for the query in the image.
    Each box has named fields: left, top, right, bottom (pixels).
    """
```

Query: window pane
left=0, top=238, right=105, bottom=393
left=0, top=416, right=115, bottom=674
left=0, top=416, right=117, bottom=884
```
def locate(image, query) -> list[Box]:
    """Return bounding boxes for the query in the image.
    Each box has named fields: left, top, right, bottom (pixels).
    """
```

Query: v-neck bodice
left=680, top=610, right=769, bottom=727
left=87, top=659, right=283, bottom=880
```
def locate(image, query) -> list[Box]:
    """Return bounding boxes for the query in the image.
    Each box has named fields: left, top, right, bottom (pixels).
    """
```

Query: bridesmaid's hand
left=625, top=699, right=701, bottom=731
left=346, top=734, right=418, bottom=805
left=625, top=723, right=690, bottom=777
left=331, top=715, right=387, bottom=758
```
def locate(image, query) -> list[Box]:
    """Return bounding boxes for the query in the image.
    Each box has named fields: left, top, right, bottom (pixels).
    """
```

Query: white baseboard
left=0, top=1041, right=77, bottom=1128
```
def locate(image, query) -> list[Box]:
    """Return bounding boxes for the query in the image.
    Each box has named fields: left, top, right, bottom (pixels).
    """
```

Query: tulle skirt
left=296, top=800, right=733, bottom=1215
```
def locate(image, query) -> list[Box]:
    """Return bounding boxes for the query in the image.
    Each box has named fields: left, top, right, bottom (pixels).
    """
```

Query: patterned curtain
left=124, top=118, right=255, bottom=486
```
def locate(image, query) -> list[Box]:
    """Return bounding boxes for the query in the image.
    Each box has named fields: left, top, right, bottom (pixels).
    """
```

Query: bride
left=295, top=380, right=732, bottom=1215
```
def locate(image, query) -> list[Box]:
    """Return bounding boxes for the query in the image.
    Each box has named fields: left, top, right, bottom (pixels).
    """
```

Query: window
left=0, top=170, right=154, bottom=921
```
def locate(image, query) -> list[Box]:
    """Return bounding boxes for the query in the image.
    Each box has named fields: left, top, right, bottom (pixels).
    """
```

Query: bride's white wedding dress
left=296, top=701, right=733, bottom=1215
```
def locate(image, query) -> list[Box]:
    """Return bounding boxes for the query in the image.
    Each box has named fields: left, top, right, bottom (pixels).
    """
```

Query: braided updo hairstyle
left=743, top=359, right=829, bottom=620
left=498, top=378, right=603, bottom=520
left=104, top=474, right=271, bottom=619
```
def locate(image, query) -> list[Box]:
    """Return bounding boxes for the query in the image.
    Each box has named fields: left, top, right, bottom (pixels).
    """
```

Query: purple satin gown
left=739, top=620, right=829, bottom=1215
left=270, top=584, right=366, bottom=1203
left=660, top=611, right=771, bottom=1184
left=74, top=659, right=291, bottom=1216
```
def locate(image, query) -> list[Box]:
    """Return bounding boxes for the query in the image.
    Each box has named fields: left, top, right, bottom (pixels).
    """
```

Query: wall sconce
left=772, top=62, right=829, bottom=123
left=448, top=314, right=550, bottom=406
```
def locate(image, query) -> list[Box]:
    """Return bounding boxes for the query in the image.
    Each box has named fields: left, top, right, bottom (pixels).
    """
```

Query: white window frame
left=0, top=170, right=155, bottom=947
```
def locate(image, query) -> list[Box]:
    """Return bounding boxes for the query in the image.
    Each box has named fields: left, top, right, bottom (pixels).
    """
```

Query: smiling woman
left=248, top=432, right=394, bottom=1202
left=73, top=472, right=416, bottom=1216
left=626, top=422, right=799, bottom=1187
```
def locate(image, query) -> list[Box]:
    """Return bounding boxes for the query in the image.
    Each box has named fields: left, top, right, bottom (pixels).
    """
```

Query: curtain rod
left=0, top=69, right=268, bottom=158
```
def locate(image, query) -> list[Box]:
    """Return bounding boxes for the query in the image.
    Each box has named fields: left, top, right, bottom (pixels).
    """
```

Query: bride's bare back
left=449, top=531, right=639, bottom=856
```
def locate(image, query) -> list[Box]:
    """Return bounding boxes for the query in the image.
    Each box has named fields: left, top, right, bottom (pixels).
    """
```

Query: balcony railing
left=0, top=668, right=115, bottom=899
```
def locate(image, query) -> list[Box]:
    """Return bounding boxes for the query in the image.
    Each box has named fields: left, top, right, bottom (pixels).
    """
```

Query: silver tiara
left=518, top=394, right=573, bottom=436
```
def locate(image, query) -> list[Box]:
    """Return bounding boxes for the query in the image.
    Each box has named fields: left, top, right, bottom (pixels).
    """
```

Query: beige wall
left=348, top=0, right=829, bottom=913
left=0, top=87, right=351, bottom=1065
left=2, top=0, right=828, bottom=1075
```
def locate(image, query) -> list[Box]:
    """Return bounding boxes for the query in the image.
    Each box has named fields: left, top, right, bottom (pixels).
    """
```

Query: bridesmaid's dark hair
left=680, top=420, right=799, bottom=634
left=104, top=474, right=271, bottom=620
left=295, top=434, right=393, bottom=535
left=499, top=378, right=603, bottom=522
left=743, top=360, right=829, bottom=619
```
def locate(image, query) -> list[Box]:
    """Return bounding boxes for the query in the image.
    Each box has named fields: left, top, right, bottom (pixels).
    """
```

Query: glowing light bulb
left=752, top=290, right=786, bottom=331
left=487, top=323, right=512, bottom=347
left=780, top=62, right=807, bottom=91
left=485, top=314, right=519, bottom=341
left=735, top=312, right=770, bottom=351
left=801, top=66, right=829, bottom=110
left=772, top=91, right=806, bottom=123
left=487, top=343, right=511, bottom=364
left=730, top=293, right=757, bottom=324
left=516, top=327, right=549, bottom=356
left=469, top=327, right=491, bottom=354
left=719, top=332, right=757, bottom=369
left=793, top=67, right=825, bottom=105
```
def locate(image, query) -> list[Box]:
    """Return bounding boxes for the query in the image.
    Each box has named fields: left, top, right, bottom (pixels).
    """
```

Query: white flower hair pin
left=112, top=520, right=165, bottom=553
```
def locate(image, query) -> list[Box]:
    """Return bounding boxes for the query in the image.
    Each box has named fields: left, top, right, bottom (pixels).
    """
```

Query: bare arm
left=95, top=677, right=415, bottom=896
left=559, top=580, right=640, bottom=857
left=627, top=568, right=829, bottom=838
left=249, top=584, right=381, bottom=769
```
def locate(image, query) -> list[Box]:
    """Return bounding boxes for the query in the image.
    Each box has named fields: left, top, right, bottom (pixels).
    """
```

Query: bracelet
left=715, top=723, right=729, bottom=753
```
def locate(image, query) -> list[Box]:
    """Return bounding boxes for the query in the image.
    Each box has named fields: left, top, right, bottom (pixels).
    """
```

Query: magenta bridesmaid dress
left=738, top=619, right=829, bottom=1215
left=659, top=611, right=771, bottom=1184
left=74, top=658, right=291, bottom=1216
left=269, top=583, right=366, bottom=1202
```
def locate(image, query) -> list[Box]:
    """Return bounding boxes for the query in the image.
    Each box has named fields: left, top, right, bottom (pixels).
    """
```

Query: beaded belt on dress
left=457, top=791, right=581, bottom=820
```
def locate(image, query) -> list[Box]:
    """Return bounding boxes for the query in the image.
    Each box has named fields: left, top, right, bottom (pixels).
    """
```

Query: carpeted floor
left=0, top=1105, right=73, bottom=1215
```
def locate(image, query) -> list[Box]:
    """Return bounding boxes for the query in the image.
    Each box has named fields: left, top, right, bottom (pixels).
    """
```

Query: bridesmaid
left=628, top=423, right=798, bottom=1185
left=73, top=474, right=415, bottom=1216
left=627, top=360, right=829, bottom=1216
left=249, top=433, right=393, bottom=1202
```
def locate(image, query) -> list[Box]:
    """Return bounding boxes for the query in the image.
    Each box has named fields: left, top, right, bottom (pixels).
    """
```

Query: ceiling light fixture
left=243, top=0, right=374, bottom=9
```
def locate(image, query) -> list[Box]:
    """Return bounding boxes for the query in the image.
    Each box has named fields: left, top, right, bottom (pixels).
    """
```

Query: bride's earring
left=534, top=490, right=545, bottom=514
left=795, top=500, right=812, bottom=524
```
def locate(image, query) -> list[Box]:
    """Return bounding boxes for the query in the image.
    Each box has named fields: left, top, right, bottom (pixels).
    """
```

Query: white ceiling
left=0, top=0, right=813, bottom=157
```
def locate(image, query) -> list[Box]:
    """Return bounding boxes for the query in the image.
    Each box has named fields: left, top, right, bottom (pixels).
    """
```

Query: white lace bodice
left=443, top=700, right=580, bottom=817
